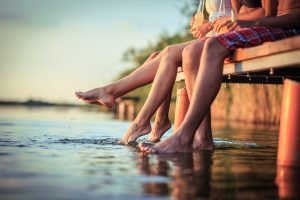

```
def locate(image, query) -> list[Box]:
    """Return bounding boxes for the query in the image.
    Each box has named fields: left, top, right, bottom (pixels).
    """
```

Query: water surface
left=0, top=106, right=283, bottom=199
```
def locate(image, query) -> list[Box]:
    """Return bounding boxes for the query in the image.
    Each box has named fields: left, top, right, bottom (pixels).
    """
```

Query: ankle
left=176, top=128, right=194, bottom=145
left=103, top=85, right=116, bottom=97
left=196, top=131, right=213, bottom=141
left=135, top=117, right=151, bottom=128
left=154, top=117, right=170, bottom=126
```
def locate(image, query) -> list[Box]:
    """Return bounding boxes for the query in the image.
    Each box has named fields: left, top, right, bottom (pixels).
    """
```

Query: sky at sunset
left=0, top=0, right=191, bottom=103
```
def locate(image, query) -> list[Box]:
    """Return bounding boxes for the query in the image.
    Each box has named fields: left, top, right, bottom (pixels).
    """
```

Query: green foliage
left=121, top=32, right=194, bottom=70
left=120, top=0, right=200, bottom=69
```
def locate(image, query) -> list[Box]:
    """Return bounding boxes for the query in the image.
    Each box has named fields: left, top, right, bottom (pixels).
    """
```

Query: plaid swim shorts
left=213, top=27, right=300, bottom=52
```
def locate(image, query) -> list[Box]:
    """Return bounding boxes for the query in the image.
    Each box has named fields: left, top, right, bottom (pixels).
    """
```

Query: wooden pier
left=115, top=96, right=140, bottom=121
left=174, top=35, right=300, bottom=199
left=176, top=35, right=300, bottom=84
left=176, top=35, right=300, bottom=149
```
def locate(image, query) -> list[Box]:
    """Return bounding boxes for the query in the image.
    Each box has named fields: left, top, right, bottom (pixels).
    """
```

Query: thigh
left=187, top=39, right=206, bottom=50
left=173, top=39, right=199, bottom=49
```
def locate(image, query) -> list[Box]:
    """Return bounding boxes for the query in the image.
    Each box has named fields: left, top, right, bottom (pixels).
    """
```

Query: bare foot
left=75, top=87, right=115, bottom=108
left=119, top=121, right=151, bottom=145
left=148, top=119, right=171, bottom=142
left=138, top=129, right=193, bottom=153
left=192, top=129, right=214, bottom=151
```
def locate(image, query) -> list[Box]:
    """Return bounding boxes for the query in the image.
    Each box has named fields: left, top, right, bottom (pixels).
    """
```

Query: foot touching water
left=193, top=129, right=214, bottom=151
left=139, top=129, right=193, bottom=153
left=119, top=121, right=152, bottom=145
left=139, top=127, right=214, bottom=153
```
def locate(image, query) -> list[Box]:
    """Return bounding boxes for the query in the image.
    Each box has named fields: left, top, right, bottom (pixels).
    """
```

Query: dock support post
left=118, top=102, right=126, bottom=120
left=127, top=102, right=135, bottom=121
left=174, top=88, right=189, bottom=132
left=276, top=79, right=300, bottom=199
left=277, top=79, right=300, bottom=166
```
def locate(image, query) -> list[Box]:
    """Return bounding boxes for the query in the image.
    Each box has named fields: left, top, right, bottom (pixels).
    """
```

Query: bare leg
left=148, top=91, right=172, bottom=142
left=76, top=50, right=172, bottom=139
left=182, top=41, right=213, bottom=151
left=75, top=51, right=163, bottom=108
left=139, top=38, right=229, bottom=153
left=120, top=40, right=197, bottom=144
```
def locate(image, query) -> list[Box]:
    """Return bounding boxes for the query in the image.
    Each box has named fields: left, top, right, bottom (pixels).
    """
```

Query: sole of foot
left=75, top=88, right=115, bottom=108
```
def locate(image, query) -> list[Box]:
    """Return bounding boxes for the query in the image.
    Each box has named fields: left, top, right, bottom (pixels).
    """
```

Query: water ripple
left=55, top=138, right=120, bottom=145
left=214, top=138, right=260, bottom=149
left=0, top=152, right=11, bottom=156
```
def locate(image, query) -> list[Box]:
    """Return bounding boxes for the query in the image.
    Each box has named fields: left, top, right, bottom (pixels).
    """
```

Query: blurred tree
left=115, top=0, right=205, bottom=121
left=119, top=0, right=207, bottom=76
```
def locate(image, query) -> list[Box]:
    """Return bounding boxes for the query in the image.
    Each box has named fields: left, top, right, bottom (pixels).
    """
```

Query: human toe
left=75, top=92, right=83, bottom=98
left=147, top=147, right=158, bottom=154
left=138, top=143, right=151, bottom=152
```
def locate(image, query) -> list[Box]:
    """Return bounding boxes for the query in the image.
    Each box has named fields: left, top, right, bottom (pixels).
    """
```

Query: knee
left=182, top=42, right=203, bottom=61
left=182, top=42, right=204, bottom=72
left=204, top=37, right=229, bottom=58
left=162, top=45, right=180, bottom=61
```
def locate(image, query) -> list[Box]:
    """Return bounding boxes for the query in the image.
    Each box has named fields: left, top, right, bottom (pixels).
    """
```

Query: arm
left=263, top=0, right=278, bottom=17
left=214, top=5, right=265, bottom=32
left=255, top=11, right=300, bottom=29
left=256, top=0, right=293, bottom=26
left=231, top=0, right=241, bottom=12
left=228, top=0, right=300, bottom=30
left=237, top=6, right=265, bottom=19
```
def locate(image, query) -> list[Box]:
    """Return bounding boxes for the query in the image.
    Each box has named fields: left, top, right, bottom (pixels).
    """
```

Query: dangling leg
left=75, top=51, right=162, bottom=108
left=182, top=41, right=213, bottom=151
left=148, top=90, right=172, bottom=142
left=76, top=50, right=172, bottom=138
left=139, top=38, right=229, bottom=153
left=119, top=40, right=197, bottom=144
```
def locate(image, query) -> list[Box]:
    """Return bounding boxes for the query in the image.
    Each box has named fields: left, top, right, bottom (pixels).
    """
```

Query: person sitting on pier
left=76, top=0, right=244, bottom=143
left=117, top=0, right=267, bottom=146
left=139, top=0, right=300, bottom=153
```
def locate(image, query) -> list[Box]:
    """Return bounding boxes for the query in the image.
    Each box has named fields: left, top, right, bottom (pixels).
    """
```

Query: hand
left=190, top=20, right=212, bottom=39
left=213, top=16, right=231, bottom=33
left=227, top=20, right=257, bottom=31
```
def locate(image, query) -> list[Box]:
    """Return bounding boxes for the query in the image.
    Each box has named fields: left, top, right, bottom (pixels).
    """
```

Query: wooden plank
left=231, top=35, right=300, bottom=62
left=176, top=49, right=300, bottom=82
left=223, top=75, right=300, bottom=84
left=223, top=49, right=300, bottom=75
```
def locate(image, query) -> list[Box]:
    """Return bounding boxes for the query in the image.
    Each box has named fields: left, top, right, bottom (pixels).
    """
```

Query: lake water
left=0, top=106, right=287, bottom=200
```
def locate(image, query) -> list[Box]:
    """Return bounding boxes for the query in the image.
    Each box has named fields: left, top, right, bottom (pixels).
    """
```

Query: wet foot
left=119, top=121, right=151, bottom=145
left=138, top=129, right=193, bottom=153
left=75, top=87, right=115, bottom=108
left=192, top=130, right=214, bottom=151
left=148, top=119, right=171, bottom=142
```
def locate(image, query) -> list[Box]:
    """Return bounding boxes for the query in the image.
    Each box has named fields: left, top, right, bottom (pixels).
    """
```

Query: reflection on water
left=276, top=166, right=300, bottom=199
left=0, top=106, right=298, bottom=200
left=137, top=152, right=212, bottom=200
